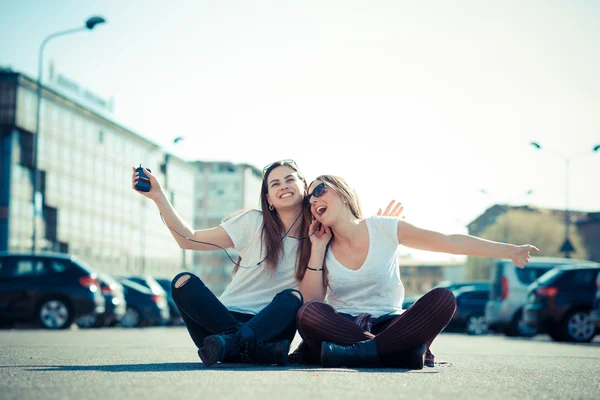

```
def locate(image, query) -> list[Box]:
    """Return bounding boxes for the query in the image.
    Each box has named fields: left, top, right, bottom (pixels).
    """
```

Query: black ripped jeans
left=171, top=272, right=302, bottom=353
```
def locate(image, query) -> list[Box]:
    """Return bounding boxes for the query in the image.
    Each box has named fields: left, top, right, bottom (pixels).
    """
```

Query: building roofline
left=0, top=69, right=189, bottom=167
left=192, top=160, right=261, bottom=176
left=467, top=204, right=599, bottom=229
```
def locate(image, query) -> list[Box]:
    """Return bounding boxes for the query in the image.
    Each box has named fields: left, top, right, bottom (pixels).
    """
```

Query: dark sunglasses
left=307, top=182, right=327, bottom=199
left=262, top=159, right=298, bottom=177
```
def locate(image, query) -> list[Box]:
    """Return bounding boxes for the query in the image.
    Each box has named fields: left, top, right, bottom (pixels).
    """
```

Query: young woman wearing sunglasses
left=131, top=162, right=401, bottom=367
left=297, top=175, right=539, bottom=369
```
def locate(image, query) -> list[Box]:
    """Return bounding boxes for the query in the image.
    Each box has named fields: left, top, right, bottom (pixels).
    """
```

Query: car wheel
left=38, top=298, right=74, bottom=329
left=561, top=310, right=595, bottom=343
left=466, top=314, right=488, bottom=335
left=120, top=307, right=141, bottom=328
left=506, top=309, right=536, bottom=337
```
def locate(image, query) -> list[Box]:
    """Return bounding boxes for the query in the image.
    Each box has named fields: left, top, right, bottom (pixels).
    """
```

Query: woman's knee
left=429, top=287, right=457, bottom=315
left=277, top=288, right=304, bottom=305
left=432, top=287, right=456, bottom=303
left=411, top=287, right=456, bottom=313
left=172, top=272, right=196, bottom=291
left=296, top=301, right=329, bottom=324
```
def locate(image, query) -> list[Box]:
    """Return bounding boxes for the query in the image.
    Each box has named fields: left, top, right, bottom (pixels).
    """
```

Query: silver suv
left=485, top=256, right=591, bottom=337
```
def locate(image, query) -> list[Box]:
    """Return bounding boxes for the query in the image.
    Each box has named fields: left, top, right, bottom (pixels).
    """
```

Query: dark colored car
left=523, top=264, right=600, bottom=342
left=122, top=275, right=181, bottom=325
left=590, top=271, right=600, bottom=330
left=0, top=252, right=105, bottom=329
left=77, top=272, right=127, bottom=328
left=154, top=277, right=183, bottom=325
left=486, top=257, right=585, bottom=338
left=117, top=278, right=170, bottom=328
left=122, top=275, right=165, bottom=297
left=445, top=286, right=490, bottom=335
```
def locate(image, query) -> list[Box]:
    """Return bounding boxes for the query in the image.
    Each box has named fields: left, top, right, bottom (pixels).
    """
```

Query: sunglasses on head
left=262, top=159, right=298, bottom=177
left=307, top=182, right=327, bottom=199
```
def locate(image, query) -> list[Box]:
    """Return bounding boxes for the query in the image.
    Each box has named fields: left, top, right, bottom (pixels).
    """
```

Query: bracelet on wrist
left=306, top=266, right=323, bottom=271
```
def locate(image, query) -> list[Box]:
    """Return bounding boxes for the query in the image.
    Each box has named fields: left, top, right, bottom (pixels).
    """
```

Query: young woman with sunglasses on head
left=131, top=161, right=401, bottom=367
left=297, top=175, right=539, bottom=369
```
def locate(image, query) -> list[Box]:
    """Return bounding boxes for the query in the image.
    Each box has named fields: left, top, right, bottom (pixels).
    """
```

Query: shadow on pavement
left=20, top=363, right=431, bottom=373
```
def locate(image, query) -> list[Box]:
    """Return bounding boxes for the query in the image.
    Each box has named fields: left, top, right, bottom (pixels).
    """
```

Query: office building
left=0, top=69, right=195, bottom=278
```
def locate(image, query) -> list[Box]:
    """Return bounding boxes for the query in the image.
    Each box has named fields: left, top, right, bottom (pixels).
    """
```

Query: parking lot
left=1, top=327, right=599, bottom=400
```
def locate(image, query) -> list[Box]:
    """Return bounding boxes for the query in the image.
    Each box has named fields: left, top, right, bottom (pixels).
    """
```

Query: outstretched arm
left=397, top=220, right=539, bottom=268
left=132, top=167, right=234, bottom=251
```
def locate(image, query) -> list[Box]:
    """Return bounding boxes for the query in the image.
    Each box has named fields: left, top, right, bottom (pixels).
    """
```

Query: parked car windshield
left=515, top=264, right=556, bottom=285
left=119, top=278, right=154, bottom=294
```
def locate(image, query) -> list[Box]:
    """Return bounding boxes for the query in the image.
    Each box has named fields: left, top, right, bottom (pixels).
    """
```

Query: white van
left=485, top=256, right=591, bottom=337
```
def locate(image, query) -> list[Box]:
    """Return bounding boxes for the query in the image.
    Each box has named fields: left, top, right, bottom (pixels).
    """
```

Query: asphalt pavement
left=1, top=327, right=599, bottom=400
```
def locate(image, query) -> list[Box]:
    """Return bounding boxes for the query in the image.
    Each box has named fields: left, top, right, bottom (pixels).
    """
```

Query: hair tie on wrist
left=306, top=266, right=323, bottom=271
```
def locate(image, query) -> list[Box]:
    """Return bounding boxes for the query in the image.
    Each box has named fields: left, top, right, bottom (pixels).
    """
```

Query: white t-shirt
left=218, top=210, right=300, bottom=315
left=325, top=215, right=405, bottom=318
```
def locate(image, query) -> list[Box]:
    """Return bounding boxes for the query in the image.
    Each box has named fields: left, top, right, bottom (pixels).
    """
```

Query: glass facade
left=1, top=72, right=195, bottom=280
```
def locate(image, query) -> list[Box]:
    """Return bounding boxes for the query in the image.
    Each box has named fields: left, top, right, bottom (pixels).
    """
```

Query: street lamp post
left=31, top=16, right=106, bottom=252
left=530, top=142, right=600, bottom=258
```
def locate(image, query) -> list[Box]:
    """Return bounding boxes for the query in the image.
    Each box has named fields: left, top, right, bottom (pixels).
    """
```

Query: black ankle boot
left=381, top=344, right=427, bottom=370
left=246, top=340, right=291, bottom=365
left=404, top=344, right=427, bottom=370
left=288, top=341, right=311, bottom=365
left=200, top=331, right=245, bottom=367
left=321, top=339, right=380, bottom=368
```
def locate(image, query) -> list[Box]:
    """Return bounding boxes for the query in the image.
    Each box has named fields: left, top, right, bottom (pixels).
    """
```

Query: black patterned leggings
left=297, top=287, right=456, bottom=361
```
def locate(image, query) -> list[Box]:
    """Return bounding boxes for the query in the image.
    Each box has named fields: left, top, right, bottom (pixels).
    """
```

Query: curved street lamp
left=31, top=16, right=106, bottom=252
left=529, top=141, right=600, bottom=257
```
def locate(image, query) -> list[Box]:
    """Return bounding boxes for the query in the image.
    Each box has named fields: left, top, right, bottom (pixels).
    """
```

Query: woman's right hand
left=131, top=166, right=165, bottom=201
left=377, top=200, right=405, bottom=219
left=309, top=219, right=332, bottom=249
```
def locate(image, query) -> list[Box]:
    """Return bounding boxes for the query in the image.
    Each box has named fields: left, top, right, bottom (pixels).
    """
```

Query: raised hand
left=309, top=219, right=332, bottom=249
left=131, top=166, right=164, bottom=200
left=511, top=244, right=540, bottom=268
left=377, top=200, right=405, bottom=219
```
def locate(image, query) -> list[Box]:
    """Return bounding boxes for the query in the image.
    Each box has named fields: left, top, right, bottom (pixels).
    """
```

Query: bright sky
left=2, top=0, right=599, bottom=261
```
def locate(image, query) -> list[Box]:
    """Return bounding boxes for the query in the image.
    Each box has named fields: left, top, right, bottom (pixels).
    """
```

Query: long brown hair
left=231, top=161, right=312, bottom=282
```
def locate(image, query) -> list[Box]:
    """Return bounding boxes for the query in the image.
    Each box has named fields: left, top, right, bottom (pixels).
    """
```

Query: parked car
left=523, top=264, right=600, bottom=342
left=485, top=257, right=590, bottom=337
left=0, top=252, right=105, bottom=329
left=445, top=286, right=490, bottom=335
left=154, top=277, right=183, bottom=325
left=116, top=278, right=170, bottom=328
left=122, top=275, right=165, bottom=296
left=122, top=275, right=182, bottom=325
left=77, top=272, right=127, bottom=328
left=590, top=270, right=600, bottom=331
